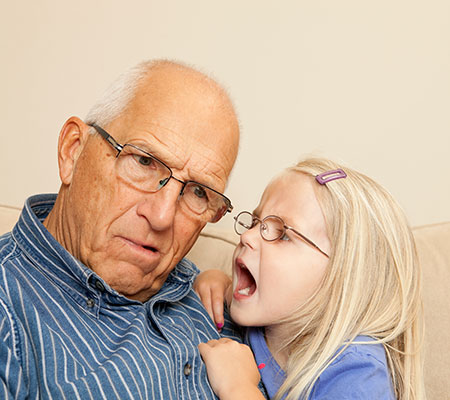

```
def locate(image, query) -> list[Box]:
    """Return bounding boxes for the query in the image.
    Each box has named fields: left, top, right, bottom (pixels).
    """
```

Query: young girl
left=196, top=157, right=424, bottom=400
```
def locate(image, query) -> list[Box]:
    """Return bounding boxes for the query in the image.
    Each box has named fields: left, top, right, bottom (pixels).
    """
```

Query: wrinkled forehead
left=103, top=68, right=239, bottom=191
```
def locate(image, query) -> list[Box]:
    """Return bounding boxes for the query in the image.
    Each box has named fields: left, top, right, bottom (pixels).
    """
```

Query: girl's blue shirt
left=247, top=327, right=396, bottom=399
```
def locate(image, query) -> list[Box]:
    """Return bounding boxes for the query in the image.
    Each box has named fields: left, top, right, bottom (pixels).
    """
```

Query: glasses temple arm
left=89, top=123, right=123, bottom=154
left=291, top=228, right=330, bottom=258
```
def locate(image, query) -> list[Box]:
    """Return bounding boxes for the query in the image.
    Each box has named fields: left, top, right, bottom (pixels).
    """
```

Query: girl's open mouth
left=234, top=260, right=257, bottom=299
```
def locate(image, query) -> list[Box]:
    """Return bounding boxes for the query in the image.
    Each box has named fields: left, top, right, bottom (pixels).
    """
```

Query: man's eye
left=133, top=155, right=154, bottom=167
left=193, top=185, right=207, bottom=199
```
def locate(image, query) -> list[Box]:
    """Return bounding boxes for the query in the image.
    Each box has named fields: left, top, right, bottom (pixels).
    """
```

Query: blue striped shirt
left=0, top=194, right=243, bottom=399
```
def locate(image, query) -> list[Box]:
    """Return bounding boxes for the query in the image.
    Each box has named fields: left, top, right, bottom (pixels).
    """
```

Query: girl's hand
left=194, top=269, right=232, bottom=330
left=198, top=338, right=263, bottom=400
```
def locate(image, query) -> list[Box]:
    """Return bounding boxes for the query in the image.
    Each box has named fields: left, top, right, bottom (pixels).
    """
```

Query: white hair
left=84, top=60, right=158, bottom=129
left=84, top=59, right=238, bottom=137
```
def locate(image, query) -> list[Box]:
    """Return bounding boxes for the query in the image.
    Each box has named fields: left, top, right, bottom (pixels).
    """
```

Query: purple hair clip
left=315, top=169, right=347, bottom=185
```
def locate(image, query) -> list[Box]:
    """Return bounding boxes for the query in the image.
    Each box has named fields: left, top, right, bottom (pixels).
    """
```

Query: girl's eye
left=279, top=233, right=291, bottom=242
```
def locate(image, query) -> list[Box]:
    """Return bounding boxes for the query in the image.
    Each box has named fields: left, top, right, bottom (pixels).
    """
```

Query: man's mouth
left=234, top=259, right=257, bottom=299
left=119, top=237, right=159, bottom=257
left=142, top=244, right=157, bottom=252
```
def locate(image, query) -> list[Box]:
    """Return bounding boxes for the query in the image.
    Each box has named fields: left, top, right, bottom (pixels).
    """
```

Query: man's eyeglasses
left=89, top=123, right=233, bottom=223
left=233, top=211, right=329, bottom=258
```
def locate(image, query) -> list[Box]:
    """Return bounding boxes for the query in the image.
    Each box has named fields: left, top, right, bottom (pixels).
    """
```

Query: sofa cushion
left=186, top=226, right=237, bottom=274
left=413, top=222, right=450, bottom=399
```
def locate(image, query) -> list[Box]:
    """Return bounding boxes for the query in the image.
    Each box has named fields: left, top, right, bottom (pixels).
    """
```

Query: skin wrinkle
left=44, top=62, right=239, bottom=302
left=107, top=81, right=237, bottom=190
left=110, top=123, right=231, bottom=189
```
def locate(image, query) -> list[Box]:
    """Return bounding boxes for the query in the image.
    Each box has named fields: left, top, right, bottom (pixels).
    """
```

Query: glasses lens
left=260, top=216, right=285, bottom=241
left=118, top=144, right=171, bottom=192
left=234, top=212, right=254, bottom=235
left=182, top=182, right=230, bottom=223
left=182, top=182, right=210, bottom=214
left=115, top=144, right=230, bottom=223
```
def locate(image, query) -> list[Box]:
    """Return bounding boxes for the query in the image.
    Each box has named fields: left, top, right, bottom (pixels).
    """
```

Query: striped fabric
left=0, top=194, right=243, bottom=399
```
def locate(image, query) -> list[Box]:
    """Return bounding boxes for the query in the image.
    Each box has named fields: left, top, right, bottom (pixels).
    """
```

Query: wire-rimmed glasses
left=233, top=211, right=329, bottom=258
left=89, top=123, right=233, bottom=223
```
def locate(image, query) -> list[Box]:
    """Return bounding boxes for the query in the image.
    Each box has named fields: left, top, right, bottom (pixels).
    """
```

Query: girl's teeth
left=238, top=287, right=250, bottom=296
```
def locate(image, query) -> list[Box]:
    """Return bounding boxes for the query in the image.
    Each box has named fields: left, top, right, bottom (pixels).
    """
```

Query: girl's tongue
left=234, top=262, right=257, bottom=298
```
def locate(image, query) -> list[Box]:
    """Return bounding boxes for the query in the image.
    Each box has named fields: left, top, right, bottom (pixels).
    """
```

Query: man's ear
left=57, top=117, right=91, bottom=185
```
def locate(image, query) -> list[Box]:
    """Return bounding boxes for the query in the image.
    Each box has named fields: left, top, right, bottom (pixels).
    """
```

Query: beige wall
left=1, top=0, right=449, bottom=228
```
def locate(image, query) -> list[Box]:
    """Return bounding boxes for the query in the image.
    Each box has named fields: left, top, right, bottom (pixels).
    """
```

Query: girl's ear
left=57, top=117, right=90, bottom=185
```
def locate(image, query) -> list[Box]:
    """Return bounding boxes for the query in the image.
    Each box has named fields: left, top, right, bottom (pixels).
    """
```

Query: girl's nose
left=240, top=223, right=260, bottom=250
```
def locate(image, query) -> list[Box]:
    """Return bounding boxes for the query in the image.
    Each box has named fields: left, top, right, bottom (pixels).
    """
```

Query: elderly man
left=0, top=60, right=242, bottom=399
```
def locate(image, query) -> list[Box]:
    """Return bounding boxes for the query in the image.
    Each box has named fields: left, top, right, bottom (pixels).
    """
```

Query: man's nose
left=136, top=179, right=181, bottom=231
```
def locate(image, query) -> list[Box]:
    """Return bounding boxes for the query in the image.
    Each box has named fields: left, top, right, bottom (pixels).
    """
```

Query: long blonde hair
left=275, top=158, right=424, bottom=399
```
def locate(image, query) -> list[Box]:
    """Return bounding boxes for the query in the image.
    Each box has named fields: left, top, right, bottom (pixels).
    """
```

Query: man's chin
left=107, top=270, right=163, bottom=302
left=100, top=258, right=175, bottom=302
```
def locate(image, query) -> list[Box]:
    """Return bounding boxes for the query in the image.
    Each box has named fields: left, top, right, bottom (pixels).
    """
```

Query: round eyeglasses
left=233, top=211, right=329, bottom=258
left=89, top=124, right=233, bottom=223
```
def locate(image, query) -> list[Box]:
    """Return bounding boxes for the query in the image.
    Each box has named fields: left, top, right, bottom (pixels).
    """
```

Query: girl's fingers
left=212, top=291, right=225, bottom=330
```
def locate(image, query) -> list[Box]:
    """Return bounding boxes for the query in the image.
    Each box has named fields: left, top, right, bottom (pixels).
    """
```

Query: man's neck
left=43, top=189, right=78, bottom=260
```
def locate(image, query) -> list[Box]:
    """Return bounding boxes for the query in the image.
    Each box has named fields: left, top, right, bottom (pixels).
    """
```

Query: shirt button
left=183, top=362, right=192, bottom=376
left=86, top=298, right=95, bottom=308
left=95, top=280, right=105, bottom=292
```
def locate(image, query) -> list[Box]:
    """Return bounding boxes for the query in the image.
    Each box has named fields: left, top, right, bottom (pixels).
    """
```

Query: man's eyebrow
left=125, top=138, right=221, bottom=189
left=125, top=138, right=156, bottom=154
left=126, top=139, right=176, bottom=165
